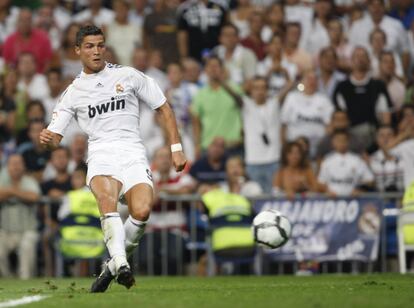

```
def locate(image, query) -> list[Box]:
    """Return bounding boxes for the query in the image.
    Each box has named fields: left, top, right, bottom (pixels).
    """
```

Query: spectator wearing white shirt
left=128, top=0, right=151, bottom=27
left=327, top=18, right=353, bottom=72
left=319, top=130, right=375, bottom=197
left=0, top=1, right=19, bottom=47
left=213, top=23, right=257, bottom=88
left=281, top=70, right=334, bottom=158
left=283, top=22, right=313, bottom=73
left=229, top=0, right=254, bottom=40
left=261, top=3, right=284, bottom=43
left=256, top=33, right=298, bottom=97
left=370, top=125, right=404, bottom=193
left=240, top=77, right=282, bottom=194
left=39, top=0, right=71, bottom=32
left=284, top=0, right=313, bottom=48
left=348, top=0, right=410, bottom=74
left=73, top=0, right=115, bottom=27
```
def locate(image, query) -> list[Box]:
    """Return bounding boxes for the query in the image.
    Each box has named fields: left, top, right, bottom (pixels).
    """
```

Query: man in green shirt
left=191, top=56, right=243, bottom=158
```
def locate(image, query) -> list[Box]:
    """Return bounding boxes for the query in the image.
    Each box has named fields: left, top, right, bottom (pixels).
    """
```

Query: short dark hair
left=75, top=25, right=104, bottom=47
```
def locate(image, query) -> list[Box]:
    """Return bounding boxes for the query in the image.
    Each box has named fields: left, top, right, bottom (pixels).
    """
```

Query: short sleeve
left=129, top=68, right=166, bottom=110
left=47, top=86, right=75, bottom=136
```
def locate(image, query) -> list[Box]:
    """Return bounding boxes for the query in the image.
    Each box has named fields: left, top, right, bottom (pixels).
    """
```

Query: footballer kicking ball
left=252, top=209, right=292, bottom=249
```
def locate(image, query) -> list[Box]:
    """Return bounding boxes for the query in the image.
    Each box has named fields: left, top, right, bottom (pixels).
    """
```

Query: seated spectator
left=35, top=4, right=62, bottom=51
left=105, top=0, right=142, bottom=66
left=0, top=1, right=19, bottom=48
left=17, top=120, right=50, bottom=181
left=229, top=0, right=254, bottom=39
left=327, top=18, right=353, bottom=72
left=213, top=23, right=257, bottom=88
left=368, top=28, right=404, bottom=79
left=281, top=70, right=334, bottom=158
left=72, top=0, right=115, bottom=27
left=40, top=146, right=72, bottom=276
left=240, top=11, right=266, bottom=61
left=283, top=22, right=313, bottom=73
left=256, top=33, right=298, bottom=97
left=261, top=3, right=284, bottom=43
left=273, top=141, right=320, bottom=199
left=316, top=110, right=366, bottom=162
left=0, top=153, right=41, bottom=279
left=316, top=47, right=346, bottom=100
left=16, top=100, right=46, bottom=146
left=16, top=52, right=49, bottom=102
left=370, top=125, right=404, bottom=193
left=334, top=46, right=392, bottom=148
left=2, top=8, right=53, bottom=73
left=239, top=77, right=282, bottom=194
left=378, top=51, right=406, bottom=113
left=318, top=130, right=375, bottom=197
left=0, top=74, right=16, bottom=145
left=189, top=136, right=227, bottom=193
left=38, top=0, right=71, bottom=32
left=137, top=146, right=195, bottom=275
left=219, top=156, right=262, bottom=197
left=181, top=57, right=203, bottom=88
left=191, top=57, right=243, bottom=158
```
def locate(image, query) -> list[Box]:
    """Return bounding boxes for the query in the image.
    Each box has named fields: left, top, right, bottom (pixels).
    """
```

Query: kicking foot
left=90, top=260, right=115, bottom=293
left=116, top=265, right=135, bottom=289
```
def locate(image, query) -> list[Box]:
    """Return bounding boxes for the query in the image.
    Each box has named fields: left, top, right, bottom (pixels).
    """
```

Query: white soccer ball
left=252, top=209, right=292, bottom=249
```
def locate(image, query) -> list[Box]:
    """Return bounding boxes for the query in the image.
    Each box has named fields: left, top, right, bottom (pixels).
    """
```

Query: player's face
left=76, top=34, right=106, bottom=74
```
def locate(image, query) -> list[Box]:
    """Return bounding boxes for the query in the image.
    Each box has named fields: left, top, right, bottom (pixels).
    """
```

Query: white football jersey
left=48, top=63, right=166, bottom=153
left=318, top=152, right=374, bottom=196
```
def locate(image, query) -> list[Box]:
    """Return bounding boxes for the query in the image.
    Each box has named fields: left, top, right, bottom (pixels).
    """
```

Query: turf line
left=0, top=295, right=49, bottom=308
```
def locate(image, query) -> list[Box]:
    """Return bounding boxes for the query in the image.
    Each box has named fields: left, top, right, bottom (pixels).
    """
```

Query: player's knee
left=96, top=193, right=118, bottom=213
left=130, top=203, right=151, bottom=221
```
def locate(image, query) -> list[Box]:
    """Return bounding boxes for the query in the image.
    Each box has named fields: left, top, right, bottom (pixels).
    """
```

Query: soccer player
left=39, top=25, right=187, bottom=292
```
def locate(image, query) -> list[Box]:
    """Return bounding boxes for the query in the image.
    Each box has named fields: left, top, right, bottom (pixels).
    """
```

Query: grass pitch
left=0, top=274, right=413, bottom=308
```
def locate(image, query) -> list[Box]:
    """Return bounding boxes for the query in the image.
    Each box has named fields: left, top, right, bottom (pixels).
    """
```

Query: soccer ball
left=252, top=209, right=292, bottom=249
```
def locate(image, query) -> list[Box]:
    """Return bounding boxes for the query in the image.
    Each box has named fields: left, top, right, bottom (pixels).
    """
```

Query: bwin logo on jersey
left=88, top=97, right=125, bottom=118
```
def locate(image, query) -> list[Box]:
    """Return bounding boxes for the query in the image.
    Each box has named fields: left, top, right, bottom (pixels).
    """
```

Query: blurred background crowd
left=1, top=0, right=414, bottom=278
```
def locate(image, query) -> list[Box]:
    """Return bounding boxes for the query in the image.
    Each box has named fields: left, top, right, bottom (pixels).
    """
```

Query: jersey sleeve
left=47, top=86, right=75, bottom=136
left=357, top=158, right=375, bottom=183
left=129, top=68, right=166, bottom=110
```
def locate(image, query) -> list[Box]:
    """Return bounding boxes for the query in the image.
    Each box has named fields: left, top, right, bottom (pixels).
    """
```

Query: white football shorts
left=86, top=145, right=153, bottom=197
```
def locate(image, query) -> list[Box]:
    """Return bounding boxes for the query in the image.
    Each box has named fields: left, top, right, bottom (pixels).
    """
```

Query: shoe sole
left=117, top=269, right=135, bottom=289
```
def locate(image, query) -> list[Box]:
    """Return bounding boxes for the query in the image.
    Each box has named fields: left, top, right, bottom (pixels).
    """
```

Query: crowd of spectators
left=1, top=0, right=414, bottom=278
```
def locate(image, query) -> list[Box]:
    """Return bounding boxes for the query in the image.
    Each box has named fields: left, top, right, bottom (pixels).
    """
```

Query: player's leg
left=90, top=176, right=129, bottom=271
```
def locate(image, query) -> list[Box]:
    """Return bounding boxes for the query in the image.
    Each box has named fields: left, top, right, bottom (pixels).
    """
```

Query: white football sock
left=101, top=212, right=128, bottom=273
left=107, top=215, right=147, bottom=275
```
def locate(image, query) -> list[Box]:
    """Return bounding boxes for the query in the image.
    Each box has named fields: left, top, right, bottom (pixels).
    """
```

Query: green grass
left=0, top=274, right=413, bottom=308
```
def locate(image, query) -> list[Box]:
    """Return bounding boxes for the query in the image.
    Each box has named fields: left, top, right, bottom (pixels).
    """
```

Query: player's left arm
left=156, top=102, right=187, bottom=172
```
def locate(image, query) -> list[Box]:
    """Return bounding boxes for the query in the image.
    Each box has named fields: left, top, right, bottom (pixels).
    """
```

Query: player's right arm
left=40, top=86, right=75, bottom=150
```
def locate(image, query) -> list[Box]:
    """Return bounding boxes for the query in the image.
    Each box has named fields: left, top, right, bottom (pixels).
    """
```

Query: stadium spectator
left=177, top=0, right=228, bottom=61
left=0, top=74, right=16, bottom=145
left=261, top=3, right=284, bottom=43
left=189, top=136, right=227, bottom=192
left=316, top=46, right=346, bottom=100
left=143, top=0, right=180, bottom=65
left=73, top=0, right=115, bottom=27
left=256, top=33, right=297, bottom=97
left=272, top=141, right=320, bottom=199
left=370, top=125, right=404, bottom=193
left=2, top=8, right=53, bottom=73
left=138, top=146, right=195, bottom=275
left=327, top=18, right=353, bottom=72
left=213, top=23, right=257, bottom=88
left=40, top=146, right=72, bottom=276
left=35, top=5, right=62, bottom=51
left=42, top=68, right=62, bottom=124
left=128, top=0, right=151, bottom=27
left=283, top=22, right=313, bottom=73
left=316, top=109, right=366, bottom=162
left=15, top=100, right=46, bottom=146
left=302, top=0, right=332, bottom=57
left=39, top=0, right=72, bottom=32
left=165, top=63, right=198, bottom=161
left=105, top=0, right=142, bottom=66
left=240, top=11, right=266, bottom=61
left=0, top=0, right=19, bottom=48
left=284, top=0, right=313, bottom=47
left=389, top=0, right=414, bottom=30
left=230, top=0, right=254, bottom=40
left=0, top=153, right=41, bottom=279
left=50, top=22, right=83, bottom=81
left=348, top=0, right=409, bottom=73
left=333, top=47, right=392, bottom=148
left=378, top=51, right=406, bottom=113
left=240, top=77, right=282, bottom=194
left=191, top=56, right=243, bottom=158
left=181, top=57, right=203, bottom=87
left=17, top=120, right=50, bottom=181
left=16, top=52, right=49, bottom=102
left=318, top=130, right=375, bottom=197
left=281, top=70, right=334, bottom=158
left=368, top=28, right=404, bottom=79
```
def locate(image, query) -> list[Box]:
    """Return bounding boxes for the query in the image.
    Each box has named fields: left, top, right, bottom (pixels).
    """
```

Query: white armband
left=171, top=143, right=183, bottom=152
